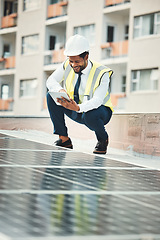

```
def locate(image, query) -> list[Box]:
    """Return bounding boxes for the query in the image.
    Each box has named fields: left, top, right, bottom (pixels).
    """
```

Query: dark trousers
left=47, top=92, right=112, bottom=141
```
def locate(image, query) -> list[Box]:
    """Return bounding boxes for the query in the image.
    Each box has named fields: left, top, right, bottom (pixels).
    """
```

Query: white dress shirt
left=46, top=60, right=110, bottom=113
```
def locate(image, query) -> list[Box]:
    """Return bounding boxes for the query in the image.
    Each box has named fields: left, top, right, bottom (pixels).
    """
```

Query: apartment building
left=0, top=0, right=160, bottom=116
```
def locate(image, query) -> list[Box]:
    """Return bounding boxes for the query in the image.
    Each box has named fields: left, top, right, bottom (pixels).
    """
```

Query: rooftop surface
left=0, top=129, right=160, bottom=240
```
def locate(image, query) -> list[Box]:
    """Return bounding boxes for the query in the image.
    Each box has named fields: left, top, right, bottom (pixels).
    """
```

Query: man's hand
left=57, top=89, right=80, bottom=111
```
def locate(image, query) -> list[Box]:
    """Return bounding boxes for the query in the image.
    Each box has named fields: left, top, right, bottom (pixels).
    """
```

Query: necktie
left=74, top=72, right=82, bottom=104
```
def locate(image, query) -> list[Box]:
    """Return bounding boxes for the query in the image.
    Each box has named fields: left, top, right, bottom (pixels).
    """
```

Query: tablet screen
left=48, top=91, right=70, bottom=104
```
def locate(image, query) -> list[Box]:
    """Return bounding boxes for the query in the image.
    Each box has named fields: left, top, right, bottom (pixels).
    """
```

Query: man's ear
left=85, top=54, right=89, bottom=61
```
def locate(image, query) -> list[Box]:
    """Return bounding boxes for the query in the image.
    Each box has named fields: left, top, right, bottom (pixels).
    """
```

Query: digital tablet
left=48, top=91, right=71, bottom=104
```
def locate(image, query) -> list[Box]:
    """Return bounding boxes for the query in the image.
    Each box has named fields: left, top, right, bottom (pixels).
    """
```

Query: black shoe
left=54, top=138, right=73, bottom=149
left=93, top=139, right=108, bottom=154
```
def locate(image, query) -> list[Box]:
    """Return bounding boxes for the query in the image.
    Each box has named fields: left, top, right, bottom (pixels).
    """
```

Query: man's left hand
left=57, top=97, right=80, bottom=111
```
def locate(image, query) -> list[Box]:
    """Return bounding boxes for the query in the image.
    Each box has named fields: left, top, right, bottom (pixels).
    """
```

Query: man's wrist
left=77, top=105, right=80, bottom=111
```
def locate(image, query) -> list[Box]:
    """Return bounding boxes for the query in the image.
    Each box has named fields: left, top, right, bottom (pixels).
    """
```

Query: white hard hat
left=64, top=34, right=89, bottom=56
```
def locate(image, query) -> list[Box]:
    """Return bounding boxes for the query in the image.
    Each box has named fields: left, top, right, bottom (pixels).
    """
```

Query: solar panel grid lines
left=0, top=149, right=145, bottom=168
left=0, top=133, right=160, bottom=240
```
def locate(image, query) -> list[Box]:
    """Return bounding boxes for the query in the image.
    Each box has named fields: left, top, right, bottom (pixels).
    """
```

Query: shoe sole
left=65, top=145, right=73, bottom=149
left=93, top=150, right=106, bottom=154
left=55, top=144, right=73, bottom=149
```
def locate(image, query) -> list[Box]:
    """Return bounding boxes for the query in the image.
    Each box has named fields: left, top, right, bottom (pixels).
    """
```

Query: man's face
left=68, top=55, right=88, bottom=73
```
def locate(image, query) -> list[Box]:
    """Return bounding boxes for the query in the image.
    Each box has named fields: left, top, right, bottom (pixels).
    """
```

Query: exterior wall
left=126, top=0, right=160, bottom=113
left=0, top=0, right=160, bottom=115
left=67, top=0, right=104, bottom=61
left=14, top=0, right=46, bottom=115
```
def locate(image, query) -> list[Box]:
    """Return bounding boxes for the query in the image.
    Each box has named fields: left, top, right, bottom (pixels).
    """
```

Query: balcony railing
left=110, top=93, right=126, bottom=107
left=44, top=49, right=66, bottom=65
left=1, top=13, right=17, bottom=28
left=101, top=40, right=128, bottom=58
left=105, top=0, right=130, bottom=7
left=0, top=99, right=14, bottom=111
left=47, top=1, right=68, bottom=18
left=0, top=56, right=16, bottom=70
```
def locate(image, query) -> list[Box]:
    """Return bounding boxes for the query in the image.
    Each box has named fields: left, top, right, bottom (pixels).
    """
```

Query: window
left=124, top=25, right=129, bottom=40
left=121, top=76, right=126, bottom=92
left=154, top=12, right=160, bottom=34
left=50, top=0, right=58, bottom=3
left=3, top=44, right=10, bottom=58
left=4, top=1, right=17, bottom=16
left=22, top=34, right=39, bottom=55
left=20, top=79, right=38, bottom=97
left=107, top=26, right=114, bottom=42
left=134, top=12, right=160, bottom=38
left=74, top=24, right=95, bottom=45
left=1, top=84, right=9, bottom=99
left=134, top=17, right=142, bottom=38
left=23, top=0, right=40, bottom=11
left=131, top=69, right=159, bottom=92
left=49, top=36, right=56, bottom=50
left=50, top=0, right=67, bottom=4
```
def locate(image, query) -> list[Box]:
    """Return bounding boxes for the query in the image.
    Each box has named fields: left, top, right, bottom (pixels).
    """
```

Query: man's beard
left=73, top=60, right=87, bottom=73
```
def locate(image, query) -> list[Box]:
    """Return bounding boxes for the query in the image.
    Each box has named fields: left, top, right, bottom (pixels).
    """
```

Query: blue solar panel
left=0, top=134, right=160, bottom=240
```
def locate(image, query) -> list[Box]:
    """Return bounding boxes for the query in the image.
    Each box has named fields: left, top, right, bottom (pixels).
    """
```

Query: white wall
left=126, top=0, right=160, bottom=113
left=14, top=0, right=46, bottom=115
left=67, top=0, right=104, bottom=61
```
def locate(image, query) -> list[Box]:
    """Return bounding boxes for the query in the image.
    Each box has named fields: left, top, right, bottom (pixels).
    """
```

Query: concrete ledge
left=106, top=113, right=160, bottom=157
left=0, top=113, right=160, bottom=157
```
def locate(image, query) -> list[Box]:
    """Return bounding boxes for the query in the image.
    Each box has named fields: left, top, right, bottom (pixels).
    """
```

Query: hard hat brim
left=64, top=49, right=89, bottom=56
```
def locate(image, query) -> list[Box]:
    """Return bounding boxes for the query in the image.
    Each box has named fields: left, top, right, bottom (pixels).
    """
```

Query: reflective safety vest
left=62, top=59, right=114, bottom=111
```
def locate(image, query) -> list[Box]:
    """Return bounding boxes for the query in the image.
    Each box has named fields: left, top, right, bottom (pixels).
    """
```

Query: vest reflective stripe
left=88, top=66, right=113, bottom=111
left=63, top=59, right=113, bottom=111
left=64, top=63, right=72, bottom=80
left=85, top=66, right=110, bottom=98
left=103, top=91, right=110, bottom=104
left=84, top=61, right=98, bottom=96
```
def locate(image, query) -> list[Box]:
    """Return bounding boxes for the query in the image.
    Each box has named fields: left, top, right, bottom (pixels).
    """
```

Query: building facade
left=0, top=0, right=160, bottom=116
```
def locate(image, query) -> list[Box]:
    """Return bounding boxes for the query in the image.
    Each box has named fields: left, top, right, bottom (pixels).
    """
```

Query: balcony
left=110, top=93, right=126, bottom=110
left=101, top=40, right=128, bottom=59
left=0, top=98, right=14, bottom=111
left=43, top=97, right=47, bottom=110
left=1, top=13, right=17, bottom=29
left=44, top=49, right=66, bottom=66
left=47, top=1, right=68, bottom=19
left=0, top=56, right=16, bottom=70
left=104, top=0, right=130, bottom=7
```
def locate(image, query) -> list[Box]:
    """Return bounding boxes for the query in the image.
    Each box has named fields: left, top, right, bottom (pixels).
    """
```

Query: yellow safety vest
left=62, top=59, right=114, bottom=111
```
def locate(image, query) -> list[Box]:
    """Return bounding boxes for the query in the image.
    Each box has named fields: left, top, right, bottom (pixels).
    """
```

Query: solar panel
left=0, top=133, right=159, bottom=240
